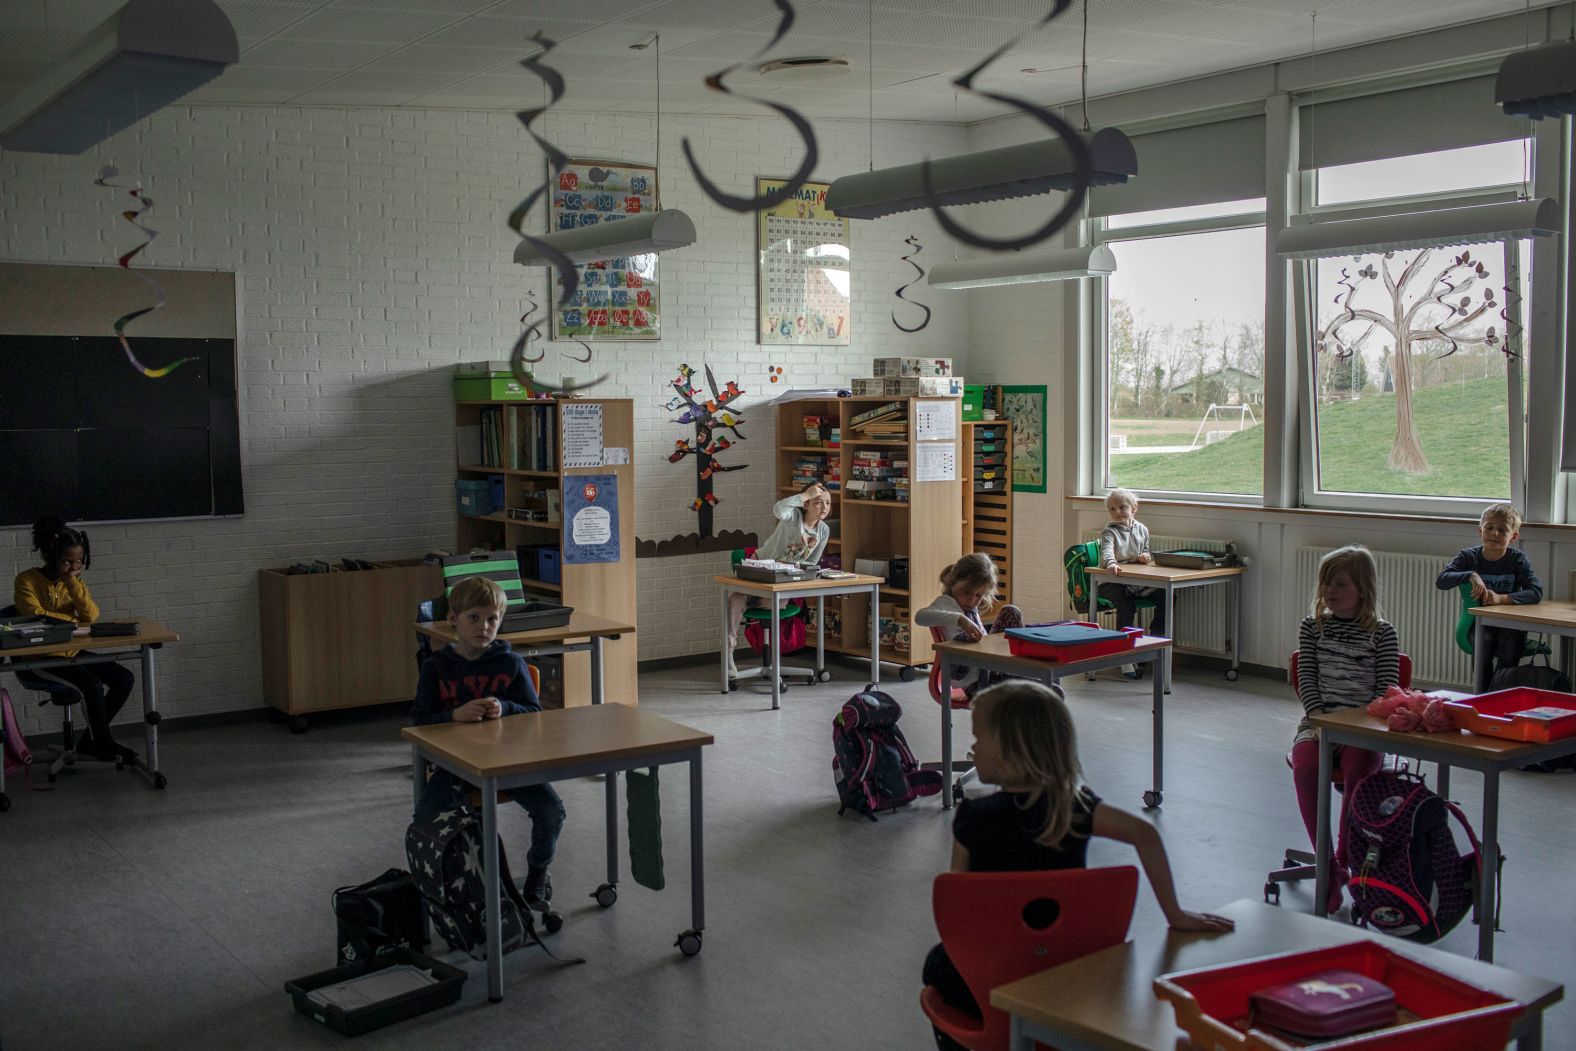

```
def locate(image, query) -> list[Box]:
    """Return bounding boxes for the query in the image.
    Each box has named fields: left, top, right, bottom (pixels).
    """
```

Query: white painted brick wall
left=0, top=104, right=969, bottom=731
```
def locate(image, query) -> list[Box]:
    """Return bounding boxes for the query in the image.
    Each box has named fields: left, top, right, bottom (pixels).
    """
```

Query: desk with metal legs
left=1083, top=563, right=1244, bottom=693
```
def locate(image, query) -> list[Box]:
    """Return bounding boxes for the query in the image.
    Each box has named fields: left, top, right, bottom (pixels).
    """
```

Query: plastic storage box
left=1443, top=688, right=1576, bottom=742
left=962, top=384, right=986, bottom=421
left=1153, top=940, right=1521, bottom=1051
left=1004, top=623, right=1143, bottom=662
left=505, top=601, right=574, bottom=631
left=0, top=616, right=74, bottom=649
left=455, top=478, right=495, bottom=516
left=284, top=947, right=466, bottom=1037
left=454, top=372, right=530, bottom=401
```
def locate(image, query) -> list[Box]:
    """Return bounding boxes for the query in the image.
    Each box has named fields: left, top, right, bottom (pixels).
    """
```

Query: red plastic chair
left=928, top=626, right=971, bottom=709
left=920, top=866, right=1139, bottom=1051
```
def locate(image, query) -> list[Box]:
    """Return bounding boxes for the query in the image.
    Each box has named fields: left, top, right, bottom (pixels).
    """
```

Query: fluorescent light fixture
left=513, top=209, right=697, bottom=266
left=1276, top=198, right=1560, bottom=259
left=0, top=0, right=238, bottom=155
left=824, top=128, right=1137, bottom=220
left=1495, top=38, right=1576, bottom=119
left=928, top=244, right=1117, bottom=289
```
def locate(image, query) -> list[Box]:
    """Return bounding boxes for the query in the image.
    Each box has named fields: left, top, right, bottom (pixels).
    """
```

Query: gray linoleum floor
left=3, top=661, right=1574, bottom=1051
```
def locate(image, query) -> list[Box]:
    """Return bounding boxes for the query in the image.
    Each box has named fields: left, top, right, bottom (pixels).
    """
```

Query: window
left=1315, top=140, right=1530, bottom=207
left=1099, top=215, right=1267, bottom=498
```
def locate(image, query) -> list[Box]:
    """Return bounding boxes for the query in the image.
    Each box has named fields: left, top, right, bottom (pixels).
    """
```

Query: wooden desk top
left=0, top=618, right=179, bottom=660
left=1468, top=599, right=1576, bottom=630
left=1084, top=563, right=1245, bottom=584
left=1309, top=706, right=1559, bottom=761
left=990, top=898, right=1562, bottom=1051
left=401, top=702, right=713, bottom=779
left=932, top=632, right=1171, bottom=672
left=712, top=573, right=885, bottom=593
left=415, top=611, right=635, bottom=647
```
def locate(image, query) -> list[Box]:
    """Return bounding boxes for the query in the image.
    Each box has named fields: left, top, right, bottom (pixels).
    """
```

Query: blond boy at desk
left=1436, top=503, right=1543, bottom=694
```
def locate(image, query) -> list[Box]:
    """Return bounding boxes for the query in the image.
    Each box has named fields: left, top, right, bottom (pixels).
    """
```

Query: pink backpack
left=3, top=686, right=39, bottom=794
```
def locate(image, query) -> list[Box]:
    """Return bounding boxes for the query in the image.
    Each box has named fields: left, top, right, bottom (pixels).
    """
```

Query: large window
left=1099, top=205, right=1266, bottom=498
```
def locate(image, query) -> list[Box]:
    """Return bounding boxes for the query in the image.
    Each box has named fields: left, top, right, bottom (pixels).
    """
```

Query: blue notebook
left=1005, top=625, right=1127, bottom=645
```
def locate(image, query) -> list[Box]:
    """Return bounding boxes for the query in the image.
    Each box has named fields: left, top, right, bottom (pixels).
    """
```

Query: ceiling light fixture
left=1495, top=37, right=1576, bottom=119
left=1275, top=198, right=1560, bottom=259
left=0, top=0, right=238, bottom=155
left=927, top=244, right=1116, bottom=289
left=757, top=57, right=851, bottom=82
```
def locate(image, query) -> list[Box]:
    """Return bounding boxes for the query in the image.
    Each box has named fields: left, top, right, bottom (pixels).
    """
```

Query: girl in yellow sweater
left=13, top=516, right=135, bottom=762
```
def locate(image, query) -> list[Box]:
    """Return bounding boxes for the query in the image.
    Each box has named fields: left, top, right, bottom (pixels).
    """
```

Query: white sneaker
left=1121, top=664, right=1139, bottom=679
left=726, top=652, right=739, bottom=679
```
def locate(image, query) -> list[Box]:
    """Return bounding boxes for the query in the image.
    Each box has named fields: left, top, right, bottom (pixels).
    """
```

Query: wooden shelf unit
left=777, top=395, right=963, bottom=673
left=454, top=397, right=638, bottom=708
left=962, top=419, right=1014, bottom=606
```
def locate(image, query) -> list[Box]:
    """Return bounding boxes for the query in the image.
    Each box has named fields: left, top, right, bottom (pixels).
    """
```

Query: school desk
left=1309, top=703, right=1576, bottom=962
left=712, top=573, right=885, bottom=710
left=1081, top=562, right=1245, bottom=693
left=931, top=634, right=1172, bottom=811
left=0, top=618, right=179, bottom=792
left=990, top=897, right=1562, bottom=1051
left=415, top=612, right=634, bottom=709
left=1469, top=599, right=1576, bottom=690
left=402, top=703, right=713, bottom=1002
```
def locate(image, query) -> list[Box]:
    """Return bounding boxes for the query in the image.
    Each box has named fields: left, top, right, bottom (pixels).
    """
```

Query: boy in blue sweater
left=412, top=576, right=566, bottom=908
left=1436, top=503, right=1543, bottom=693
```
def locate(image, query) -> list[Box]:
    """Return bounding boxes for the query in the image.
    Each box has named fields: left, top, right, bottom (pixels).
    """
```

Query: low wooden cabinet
left=259, top=560, right=442, bottom=731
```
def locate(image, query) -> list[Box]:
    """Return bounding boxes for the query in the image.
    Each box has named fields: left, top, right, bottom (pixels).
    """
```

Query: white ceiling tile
left=243, top=38, right=404, bottom=65
left=549, top=25, right=723, bottom=55
left=280, top=6, right=460, bottom=41
left=874, top=13, right=1021, bottom=48
left=419, top=16, right=599, bottom=48
left=308, top=69, right=464, bottom=92
left=636, top=0, right=773, bottom=30
left=223, top=2, right=322, bottom=43
left=364, top=44, right=526, bottom=73
left=484, top=0, right=659, bottom=18
left=332, top=0, right=499, bottom=12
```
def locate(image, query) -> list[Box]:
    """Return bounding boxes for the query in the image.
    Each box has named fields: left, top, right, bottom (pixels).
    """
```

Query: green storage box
left=962, top=385, right=986, bottom=422
left=454, top=373, right=530, bottom=401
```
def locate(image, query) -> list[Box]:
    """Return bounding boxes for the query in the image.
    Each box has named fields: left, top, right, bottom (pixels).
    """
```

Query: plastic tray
left=1443, top=688, right=1576, bottom=743
left=1154, top=941, right=1521, bottom=1051
left=1153, top=550, right=1229, bottom=570
left=735, top=564, right=816, bottom=583
left=500, top=601, right=573, bottom=632
left=1004, top=622, right=1143, bottom=662
left=284, top=947, right=466, bottom=1036
left=0, top=616, right=74, bottom=649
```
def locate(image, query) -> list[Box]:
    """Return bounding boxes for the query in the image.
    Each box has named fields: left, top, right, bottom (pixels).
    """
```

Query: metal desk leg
left=410, top=745, right=423, bottom=811
left=1161, top=586, right=1174, bottom=694
left=590, top=636, right=605, bottom=705
left=482, top=779, right=503, bottom=1002
left=1474, top=618, right=1488, bottom=693
left=140, top=645, right=161, bottom=784
left=941, top=661, right=954, bottom=811
left=1514, top=1014, right=1545, bottom=1051
left=690, top=752, right=705, bottom=933
left=1314, top=735, right=1334, bottom=918
left=816, top=595, right=825, bottom=678
left=720, top=588, right=730, bottom=694
left=770, top=598, right=783, bottom=711
left=1479, top=769, right=1500, bottom=962
left=1437, top=763, right=1451, bottom=800
left=869, top=584, right=880, bottom=684
left=1009, top=1015, right=1034, bottom=1051
left=606, top=767, right=620, bottom=888
left=1146, top=655, right=1164, bottom=809
left=1231, top=576, right=1242, bottom=679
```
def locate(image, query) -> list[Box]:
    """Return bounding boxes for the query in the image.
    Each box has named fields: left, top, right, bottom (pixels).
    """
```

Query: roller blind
left=1089, top=115, right=1266, bottom=218
left=1298, top=75, right=1527, bottom=170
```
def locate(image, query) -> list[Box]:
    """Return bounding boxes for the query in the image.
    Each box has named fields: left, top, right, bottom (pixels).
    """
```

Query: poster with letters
left=756, top=178, right=850, bottom=346
left=550, top=160, right=660, bottom=341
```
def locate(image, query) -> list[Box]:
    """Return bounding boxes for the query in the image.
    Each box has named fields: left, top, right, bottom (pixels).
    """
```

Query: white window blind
left=1298, top=75, right=1527, bottom=170
left=1089, top=115, right=1267, bottom=218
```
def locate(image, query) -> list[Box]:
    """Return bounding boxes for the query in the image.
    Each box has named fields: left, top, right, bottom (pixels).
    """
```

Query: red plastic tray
left=1154, top=940, right=1520, bottom=1050
left=1443, top=688, right=1576, bottom=743
left=1004, top=622, right=1144, bottom=662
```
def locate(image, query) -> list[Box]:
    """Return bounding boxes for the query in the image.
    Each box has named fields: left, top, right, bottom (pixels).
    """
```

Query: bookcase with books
left=775, top=394, right=963, bottom=680
left=454, top=392, right=637, bottom=708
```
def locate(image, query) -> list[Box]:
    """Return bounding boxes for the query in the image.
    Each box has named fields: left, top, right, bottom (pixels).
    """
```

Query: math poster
left=550, top=159, right=660, bottom=342
left=756, top=178, right=850, bottom=346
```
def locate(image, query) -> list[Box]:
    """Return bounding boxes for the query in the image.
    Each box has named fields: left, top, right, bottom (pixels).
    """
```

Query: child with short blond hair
left=1436, top=503, right=1542, bottom=693
left=1097, top=489, right=1164, bottom=675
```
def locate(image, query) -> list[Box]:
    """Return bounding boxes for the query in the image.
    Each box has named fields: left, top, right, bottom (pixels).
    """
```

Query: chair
left=0, top=604, right=113, bottom=782
left=920, top=866, right=1140, bottom=1051
left=728, top=548, right=815, bottom=692
left=926, top=626, right=979, bottom=803
left=1264, top=650, right=1412, bottom=904
left=1452, top=580, right=1550, bottom=664
left=1061, top=541, right=1157, bottom=679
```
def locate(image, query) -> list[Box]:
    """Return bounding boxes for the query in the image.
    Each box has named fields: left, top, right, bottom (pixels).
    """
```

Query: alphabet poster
left=550, top=160, right=660, bottom=341
left=756, top=178, right=850, bottom=346
left=563, top=474, right=621, bottom=564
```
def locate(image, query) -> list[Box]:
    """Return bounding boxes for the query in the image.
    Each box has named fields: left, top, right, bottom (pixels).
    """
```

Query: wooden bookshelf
left=777, top=394, right=963, bottom=679
left=454, top=396, right=637, bottom=708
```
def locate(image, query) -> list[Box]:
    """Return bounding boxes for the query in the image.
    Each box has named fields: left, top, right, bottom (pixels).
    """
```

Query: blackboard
left=0, top=335, right=243, bottom=525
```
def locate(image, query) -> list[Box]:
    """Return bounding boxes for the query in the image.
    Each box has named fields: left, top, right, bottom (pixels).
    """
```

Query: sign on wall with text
left=550, top=159, right=660, bottom=342
left=756, top=178, right=850, bottom=346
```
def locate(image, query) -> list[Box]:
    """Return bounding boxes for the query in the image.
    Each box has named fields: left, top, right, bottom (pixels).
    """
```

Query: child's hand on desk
left=1168, top=910, right=1235, bottom=933
left=1106, top=563, right=1122, bottom=576
left=1468, top=573, right=1489, bottom=602
left=1141, top=554, right=1154, bottom=565
left=452, top=698, right=498, bottom=723
left=955, top=616, right=983, bottom=642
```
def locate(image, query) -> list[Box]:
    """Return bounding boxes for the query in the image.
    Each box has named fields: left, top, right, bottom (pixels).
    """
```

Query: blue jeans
left=414, top=770, right=566, bottom=870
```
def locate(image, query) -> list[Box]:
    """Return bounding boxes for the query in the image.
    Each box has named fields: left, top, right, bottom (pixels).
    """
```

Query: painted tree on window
left=1316, top=249, right=1502, bottom=475
left=666, top=363, right=747, bottom=539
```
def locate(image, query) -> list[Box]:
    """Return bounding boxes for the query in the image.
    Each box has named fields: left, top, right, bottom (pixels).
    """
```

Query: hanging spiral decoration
left=1497, top=281, right=1522, bottom=359
left=891, top=235, right=932, bottom=333
left=1428, top=257, right=1462, bottom=359
left=94, top=167, right=198, bottom=378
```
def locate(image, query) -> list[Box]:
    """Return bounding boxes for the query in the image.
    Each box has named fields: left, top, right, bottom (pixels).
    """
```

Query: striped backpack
left=1341, top=768, right=1482, bottom=944
left=832, top=689, right=942, bottom=821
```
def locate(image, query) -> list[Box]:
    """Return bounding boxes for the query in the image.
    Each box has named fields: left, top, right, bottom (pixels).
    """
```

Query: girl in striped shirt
left=1291, top=545, right=1400, bottom=913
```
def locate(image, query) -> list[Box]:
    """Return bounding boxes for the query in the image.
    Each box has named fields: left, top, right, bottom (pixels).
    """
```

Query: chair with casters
left=920, top=866, right=1140, bottom=1051
left=728, top=548, right=819, bottom=692
left=1452, top=580, right=1550, bottom=666
left=1264, top=650, right=1412, bottom=905
left=1062, top=540, right=1157, bottom=680
left=0, top=604, right=119, bottom=781
left=926, top=626, right=980, bottom=804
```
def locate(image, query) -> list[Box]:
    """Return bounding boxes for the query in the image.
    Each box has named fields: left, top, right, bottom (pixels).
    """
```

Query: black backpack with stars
left=404, top=807, right=537, bottom=959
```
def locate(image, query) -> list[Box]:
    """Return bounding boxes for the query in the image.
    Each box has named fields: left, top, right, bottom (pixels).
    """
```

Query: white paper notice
left=572, top=505, right=613, bottom=545
left=561, top=403, right=604, bottom=468
left=916, top=442, right=956, bottom=482
left=915, top=400, right=956, bottom=441
left=604, top=446, right=630, bottom=465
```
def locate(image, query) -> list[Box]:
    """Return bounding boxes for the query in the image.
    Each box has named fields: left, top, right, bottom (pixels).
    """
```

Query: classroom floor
left=2, top=661, right=1573, bottom=1051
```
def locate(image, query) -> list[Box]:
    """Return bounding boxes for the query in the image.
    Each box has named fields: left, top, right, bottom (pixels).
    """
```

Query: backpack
left=1341, top=767, right=1482, bottom=944
left=1489, top=657, right=1575, bottom=771
left=832, top=688, right=942, bottom=821
left=744, top=613, right=808, bottom=657
left=2, top=687, right=40, bottom=791
left=331, top=868, right=428, bottom=966
left=404, top=807, right=538, bottom=959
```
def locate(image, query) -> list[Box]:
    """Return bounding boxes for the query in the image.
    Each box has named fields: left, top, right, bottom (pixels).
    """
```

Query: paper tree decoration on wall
left=666, top=363, right=748, bottom=539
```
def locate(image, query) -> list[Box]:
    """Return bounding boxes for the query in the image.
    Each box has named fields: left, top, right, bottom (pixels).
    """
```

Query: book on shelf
left=849, top=401, right=903, bottom=428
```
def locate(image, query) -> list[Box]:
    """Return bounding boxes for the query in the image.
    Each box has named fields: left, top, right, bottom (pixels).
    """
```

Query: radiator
left=1084, top=533, right=1231, bottom=656
left=1294, top=547, right=1472, bottom=688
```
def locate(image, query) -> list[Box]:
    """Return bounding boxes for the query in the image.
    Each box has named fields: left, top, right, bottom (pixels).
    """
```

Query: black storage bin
left=507, top=601, right=573, bottom=631
left=284, top=947, right=466, bottom=1037
left=0, top=616, right=74, bottom=649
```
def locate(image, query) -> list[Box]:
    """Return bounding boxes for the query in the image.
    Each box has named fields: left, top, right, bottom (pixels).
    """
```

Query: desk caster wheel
left=0, top=792, right=10, bottom=812
left=727, top=679, right=738, bottom=693
left=153, top=772, right=168, bottom=790
left=540, top=910, right=563, bottom=934
left=1142, top=789, right=1161, bottom=809
left=952, top=782, right=964, bottom=805
left=592, top=884, right=617, bottom=908
left=1225, top=669, right=1239, bottom=681
left=289, top=716, right=308, bottom=734
left=676, top=930, right=702, bottom=956
left=816, top=669, right=832, bottom=683
left=898, top=666, right=915, bottom=683
left=1264, top=882, right=1280, bottom=905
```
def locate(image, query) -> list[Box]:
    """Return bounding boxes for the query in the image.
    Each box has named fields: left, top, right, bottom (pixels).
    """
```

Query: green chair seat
left=744, top=604, right=802, bottom=620
left=1453, top=580, right=1551, bottom=659
left=1065, top=539, right=1158, bottom=618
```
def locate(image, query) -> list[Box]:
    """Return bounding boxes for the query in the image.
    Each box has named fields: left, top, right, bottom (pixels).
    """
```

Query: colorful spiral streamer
left=94, top=166, right=198, bottom=379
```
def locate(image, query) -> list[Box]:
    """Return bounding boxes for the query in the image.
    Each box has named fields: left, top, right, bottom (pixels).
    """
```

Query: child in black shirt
left=922, top=682, right=1232, bottom=1028
left=1436, top=503, right=1543, bottom=693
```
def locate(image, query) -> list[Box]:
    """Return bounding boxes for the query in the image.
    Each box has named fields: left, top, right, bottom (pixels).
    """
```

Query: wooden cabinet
left=259, top=560, right=442, bottom=728
left=962, top=420, right=1014, bottom=605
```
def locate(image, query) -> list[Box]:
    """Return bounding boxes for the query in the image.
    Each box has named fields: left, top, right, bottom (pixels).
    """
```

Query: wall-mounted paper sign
left=915, top=442, right=956, bottom=482
left=561, top=402, right=604, bottom=468
left=564, top=474, right=620, bottom=564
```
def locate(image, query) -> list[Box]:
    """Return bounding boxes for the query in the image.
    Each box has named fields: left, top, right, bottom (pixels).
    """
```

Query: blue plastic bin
left=456, top=479, right=494, bottom=516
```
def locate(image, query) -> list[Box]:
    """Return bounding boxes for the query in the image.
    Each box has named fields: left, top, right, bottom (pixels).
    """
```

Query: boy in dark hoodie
left=412, top=576, right=566, bottom=908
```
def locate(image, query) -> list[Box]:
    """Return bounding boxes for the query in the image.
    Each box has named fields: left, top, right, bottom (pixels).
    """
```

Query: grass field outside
left=1109, top=377, right=1510, bottom=498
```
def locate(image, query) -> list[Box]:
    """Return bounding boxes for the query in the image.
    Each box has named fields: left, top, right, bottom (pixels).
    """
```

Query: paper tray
left=735, top=565, right=816, bottom=583
left=0, top=616, right=74, bottom=649
left=501, top=602, right=574, bottom=632
left=1443, top=688, right=1576, bottom=743
left=284, top=947, right=466, bottom=1037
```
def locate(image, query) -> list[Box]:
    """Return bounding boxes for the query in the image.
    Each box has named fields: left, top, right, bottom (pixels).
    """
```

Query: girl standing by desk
left=13, top=516, right=136, bottom=762
left=724, top=483, right=833, bottom=679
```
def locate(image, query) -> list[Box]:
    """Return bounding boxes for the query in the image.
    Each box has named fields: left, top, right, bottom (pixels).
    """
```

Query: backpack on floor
left=404, top=807, right=537, bottom=959
left=1488, top=653, right=1571, bottom=694
left=832, top=688, right=942, bottom=821
left=331, top=867, right=428, bottom=966
left=1341, top=768, right=1482, bottom=944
